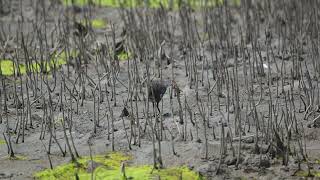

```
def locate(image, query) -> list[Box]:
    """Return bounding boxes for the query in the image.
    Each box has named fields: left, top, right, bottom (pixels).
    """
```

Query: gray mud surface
left=0, top=0, right=320, bottom=179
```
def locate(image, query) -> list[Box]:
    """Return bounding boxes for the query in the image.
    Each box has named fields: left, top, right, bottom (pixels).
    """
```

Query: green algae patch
left=62, top=0, right=90, bottom=6
left=294, top=170, right=320, bottom=178
left=55, top=50, right=77, bottom=65
left=39, top=51, right=70, bottom=72
left=153, top=166, right=204, bottom=180
left=34, top=152, right=203, bottom=180
left=117, top=51, right=131, bottom=61
left=91, top=19, right=107, bottom=29
left=62, top=0, right=141, bottom=8
left=92, top=165, right=203, bottom=180
left=10, top=155, right=28, bottom=160
left=81, top=18, right=107, bottom=29
left=2, top=155, right=28, bottom=161
left=61, top=0, right=236, bottom=9
left=0, top=60, right=16, bottom=76
left=0, top=51, right=72, bottom=76
left=0, top=139, right=5, bottom=145
left=232, top=0, right=241, bottom=6
left=54, top=117, right=64, bottom=126
left=62, top=0, right=126, bottom=7
left=34, top=152, right=131, bottom=179
left=0, top=60, right=48, bottom=76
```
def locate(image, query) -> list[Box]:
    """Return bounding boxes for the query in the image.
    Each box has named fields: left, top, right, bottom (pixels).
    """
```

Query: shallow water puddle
left=34, top=152, right=204, bottom=180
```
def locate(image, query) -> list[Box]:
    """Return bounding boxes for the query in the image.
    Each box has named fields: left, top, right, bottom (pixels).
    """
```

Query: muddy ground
left=1, top=0, right=320, bottom=179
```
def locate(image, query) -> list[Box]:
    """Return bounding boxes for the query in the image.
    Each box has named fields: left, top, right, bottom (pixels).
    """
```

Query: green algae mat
left=91, top=19, right=107, bottom=29
left=0, top=139, right=5, bottom=145
left=0, top=46, right=132, bottom=76
left=0, top=51, right=74, bottom=76
left=34, top=152, right=204, bottom=180
left=0, top=53, right=131, bottom=77
left=294, top=170, right=320, bottom=178
left=81, top=18, right=107, bottom=29
left=61, top=0, right=240, bottom=9
left=117, top=51, right=131, bottom=61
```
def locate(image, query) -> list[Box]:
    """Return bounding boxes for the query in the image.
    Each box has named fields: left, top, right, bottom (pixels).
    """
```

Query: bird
left=115, top=39, right=125, bottom=55
left=114, top=28, right=127, bottom=57
left=120, top=107, right=130, bottom=117
left=73, top=22, right=88, bottom=37
left=148, top=79, right=172, bottom=114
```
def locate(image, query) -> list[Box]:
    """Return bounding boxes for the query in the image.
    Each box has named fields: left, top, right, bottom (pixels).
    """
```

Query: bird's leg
left=152, top=102, right=156, bottom=117
left=156, top=102, right=161, bottom=116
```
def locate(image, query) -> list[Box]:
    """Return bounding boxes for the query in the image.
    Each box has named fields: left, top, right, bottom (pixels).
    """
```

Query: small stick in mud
left=3, top=132, right=15, bottom=158
left=121, top=106, right=132, bottom=150
left=120, top=162, right=127, bottom=180
left=41, top=140, right=53, bottom=169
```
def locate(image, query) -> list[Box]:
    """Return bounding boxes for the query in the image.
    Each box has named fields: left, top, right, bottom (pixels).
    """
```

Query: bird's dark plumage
left=115, top=40, right=125, bottom=55
left=120, top=107, right=130, bottom=117
left=74, top=22, right=88, bottom=37
left=148, top=79, right=171, bottom=113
